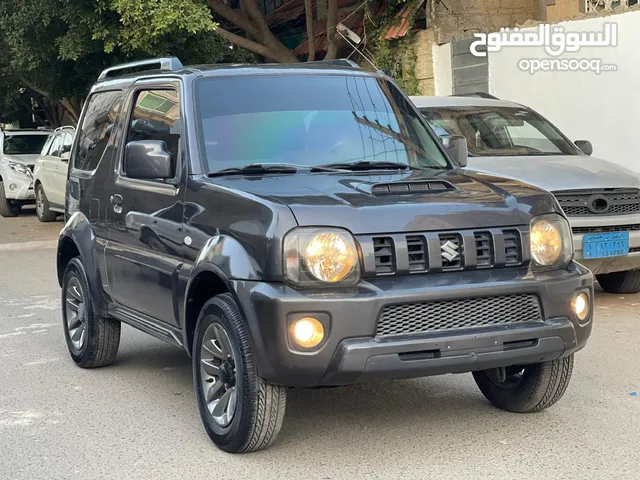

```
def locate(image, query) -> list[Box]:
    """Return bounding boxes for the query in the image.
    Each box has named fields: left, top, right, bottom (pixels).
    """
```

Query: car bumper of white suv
left=2, top=169, right=35, bottom=201
left=570, top=214, right=640, bottom=275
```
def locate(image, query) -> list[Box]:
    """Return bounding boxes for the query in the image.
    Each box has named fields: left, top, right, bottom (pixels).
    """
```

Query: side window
left=126, top=89, right=180, bottom=177
left=61, top=133, right=73, bottom=157
left=74, top=91, right=122, bottom=171
left=49, top=134, right=63, bottom=157
left=41, top=135, right=54, bottom=156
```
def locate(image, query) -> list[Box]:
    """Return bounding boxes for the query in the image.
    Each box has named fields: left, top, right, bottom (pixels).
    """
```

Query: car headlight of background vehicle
left=530, top=213, right=573, bottom=270
left=8, top=162, right=32, bottom=178
left=284, top=227, right=360, bottom=286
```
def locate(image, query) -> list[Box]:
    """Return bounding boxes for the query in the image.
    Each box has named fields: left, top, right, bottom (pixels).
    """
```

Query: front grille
left=555, top=189, right=640, bottom=217
left=376, top=294, right=542, bottom=337
left=572, top=224, right=640, bottom=235
left=361, top=227, right=527, bottom=277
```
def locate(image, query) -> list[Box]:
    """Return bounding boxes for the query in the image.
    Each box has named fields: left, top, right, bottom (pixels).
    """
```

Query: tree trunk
left=60, top=98, right=79, bottom=124
left=304, top=0, right=315, bottom=61
left=325, top=0, right=339, bottom=60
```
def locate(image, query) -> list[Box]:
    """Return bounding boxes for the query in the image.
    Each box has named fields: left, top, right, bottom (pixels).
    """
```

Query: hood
left=209, top=170, right=558, bottom=235
left=2, top=154, right=40, bottom=166
left=466, top=155, right=640, bottom=192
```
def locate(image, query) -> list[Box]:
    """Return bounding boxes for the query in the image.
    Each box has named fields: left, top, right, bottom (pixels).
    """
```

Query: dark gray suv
left=57, top=57, right=593, bottom=453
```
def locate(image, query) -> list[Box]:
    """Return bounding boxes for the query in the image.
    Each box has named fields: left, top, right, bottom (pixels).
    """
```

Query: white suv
left=412, top=94, right=640, bottom=294
left=0, top=128, right=52, bottom=217
left=32, top=126, right=75, bottom=222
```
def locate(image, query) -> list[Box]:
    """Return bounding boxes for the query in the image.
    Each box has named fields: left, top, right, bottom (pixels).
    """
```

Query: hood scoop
left=370, top=180, right=456, bottom=196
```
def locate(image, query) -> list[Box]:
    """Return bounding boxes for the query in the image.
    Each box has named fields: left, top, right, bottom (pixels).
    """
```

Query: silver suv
left=412, top=94, right=640, bottom=293
left=0, top=128, right=52, bottom=217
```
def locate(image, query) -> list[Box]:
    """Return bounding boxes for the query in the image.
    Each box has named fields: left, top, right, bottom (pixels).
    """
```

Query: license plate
left=582, top=232, right=629, bottom=259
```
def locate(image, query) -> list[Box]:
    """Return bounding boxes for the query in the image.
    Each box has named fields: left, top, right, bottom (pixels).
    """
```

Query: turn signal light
left=290, top=317, right=324, bottom=349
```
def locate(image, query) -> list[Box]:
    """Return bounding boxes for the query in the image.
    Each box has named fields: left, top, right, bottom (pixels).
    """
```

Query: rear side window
left=49, top=134, right=63, bottom=157
left=74, top=91, right=122, bottom=171
left=61, top=133, right=73, bottom=156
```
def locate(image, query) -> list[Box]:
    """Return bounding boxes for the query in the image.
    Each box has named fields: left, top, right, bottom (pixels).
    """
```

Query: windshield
left=195, top=75, right=450, bottom=172
left=420, top=106, right=579, bottom=157
left=2, top=134, right=49, bottom=155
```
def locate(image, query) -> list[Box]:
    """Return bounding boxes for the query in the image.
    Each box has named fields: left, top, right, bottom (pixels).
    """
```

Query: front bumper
left=2, top=169, right=34, bottom=200
left=232, top=262, right=593, bottom=387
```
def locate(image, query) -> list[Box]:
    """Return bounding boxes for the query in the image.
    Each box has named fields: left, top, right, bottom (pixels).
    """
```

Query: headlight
left=8, top=162, right=32, bottom=178
left=530, top=213, right=573, bottom=270
left=284, top=227, right=360, bottom=286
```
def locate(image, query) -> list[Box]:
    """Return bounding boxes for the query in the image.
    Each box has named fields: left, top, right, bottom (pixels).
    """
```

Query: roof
left=93, top=58, right=379, bottom=90
left=409, top=95, right=522, bottom=109
left=384, top=0, right=425, bottom=40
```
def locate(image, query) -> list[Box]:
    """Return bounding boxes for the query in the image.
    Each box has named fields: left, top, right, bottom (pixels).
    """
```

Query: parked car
left=32, top=126, right=75, bottom=222
left=412, top=94, right=640, bottom=294
left=0, top=127, right=52, bottom=217
left=57, top=57, right=593, bottom=453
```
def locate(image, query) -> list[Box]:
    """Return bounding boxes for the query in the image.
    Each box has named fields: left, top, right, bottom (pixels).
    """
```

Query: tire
left=596, top=270, right=640, bottom=294
left=62, top=257, right=121, bottom=368
left=0, top=180, right=21, bottom=217
left=193, top=293, right=287, bottom=453
left=472, top=355, right=574, bottom=413
left=35, top=184, right=57, bottom=222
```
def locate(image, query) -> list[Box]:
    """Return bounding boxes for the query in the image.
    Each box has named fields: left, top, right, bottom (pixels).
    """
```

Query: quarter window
left=74, top=90, right=122, bottom=171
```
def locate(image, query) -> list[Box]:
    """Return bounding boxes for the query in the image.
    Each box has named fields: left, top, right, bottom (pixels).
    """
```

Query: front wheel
left=472, top=355, right=574, bottom=413
left=0, top=181, right=21, bottom=217
left=193, top=294, right=287, bottom=453
left=596, top=270, right=640, bottom=294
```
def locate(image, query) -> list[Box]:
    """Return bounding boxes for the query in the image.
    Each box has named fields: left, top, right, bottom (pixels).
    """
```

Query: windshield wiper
left=313, top=160, right=424, bottom=172
left=208, top=162, right=349, bottom=177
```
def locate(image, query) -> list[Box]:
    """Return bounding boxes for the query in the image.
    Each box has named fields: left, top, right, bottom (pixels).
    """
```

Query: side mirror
left=60, top=151, right=70, bottom=162
left=575, top=140, right=593, bottom=156
left=441, top=135, right=468, bottom=168
left=124, top=140, right=173, bottom=179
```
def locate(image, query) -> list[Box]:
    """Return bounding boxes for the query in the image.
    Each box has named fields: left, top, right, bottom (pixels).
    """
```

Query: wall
left=407, top=29, right=436, bottom=95
left=433, top=43, right=453, bottom=95
left=487, top=10, right=640, bottom=172
left=431, top=0, right=543, bottom=44
left=545, top=0, right=581, bottom=21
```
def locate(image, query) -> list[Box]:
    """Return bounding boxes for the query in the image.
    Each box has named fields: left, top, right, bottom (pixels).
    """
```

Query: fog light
left=572, top=292, right=590, bottom=322
left=9, top=183, right=17, bottom=191
left=290, top=317, right=324, bottom=349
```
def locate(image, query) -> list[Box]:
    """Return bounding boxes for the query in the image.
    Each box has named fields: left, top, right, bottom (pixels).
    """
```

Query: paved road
left=1, top=216, right=639, bottom=479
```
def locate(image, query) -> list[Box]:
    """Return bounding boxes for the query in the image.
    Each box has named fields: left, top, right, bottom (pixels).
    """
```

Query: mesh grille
left=572, top=224, right=640, bottom=235
left=376, top=294, right=542, bottom=337
left=555, top=189, right=640, bottom=216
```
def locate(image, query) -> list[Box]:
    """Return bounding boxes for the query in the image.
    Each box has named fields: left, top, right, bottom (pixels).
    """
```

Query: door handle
left=110, top=194, right=123, bottom=213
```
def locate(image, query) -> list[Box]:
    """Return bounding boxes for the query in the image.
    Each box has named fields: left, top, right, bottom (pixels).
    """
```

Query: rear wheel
left=35, top=184, right=57, bottom=222
left=62, top=257, right=121, bottom=368
left=596, top=270, right=640, bottom=294
left=193, top=294, right=287, bottom=453
left=472, top=355, right=574, bottom=413
left=0, top=181, right=21, bottom=217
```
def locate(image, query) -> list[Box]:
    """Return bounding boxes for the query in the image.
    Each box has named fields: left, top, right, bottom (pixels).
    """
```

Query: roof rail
left=54, top=125, right=75, bottom=132
left=303, top=59, right=359, bottom=68
left=450, top=92, right=499, bottom=100
left=97, top=57, right=184, bottom=82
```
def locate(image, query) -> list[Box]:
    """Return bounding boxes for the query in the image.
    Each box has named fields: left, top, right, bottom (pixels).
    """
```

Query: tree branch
left=214, top=27, right=296, bottom=63
left=325, top=0, right=339, bottom=59
left=18, top=76, right=50, bottom=99
left=208, top=0, right=260, bottom=39
left=240, top=0, right=299, bottom=62
left=304, top=0, right=315, bottom=61
left=60, top=98, right=79, bottom=124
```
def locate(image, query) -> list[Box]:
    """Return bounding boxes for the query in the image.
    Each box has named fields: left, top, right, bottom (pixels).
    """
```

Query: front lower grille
left=555, top=189, right=640, bottom=217
left=362, top=227, right=527, bottom=277
left=572, top=224, right=640, bottom=235
left=376, top=294, right=543, bottom=337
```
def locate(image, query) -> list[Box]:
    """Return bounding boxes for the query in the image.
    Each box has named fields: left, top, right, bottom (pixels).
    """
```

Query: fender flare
left=57, top=211, right=110, bottom=315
